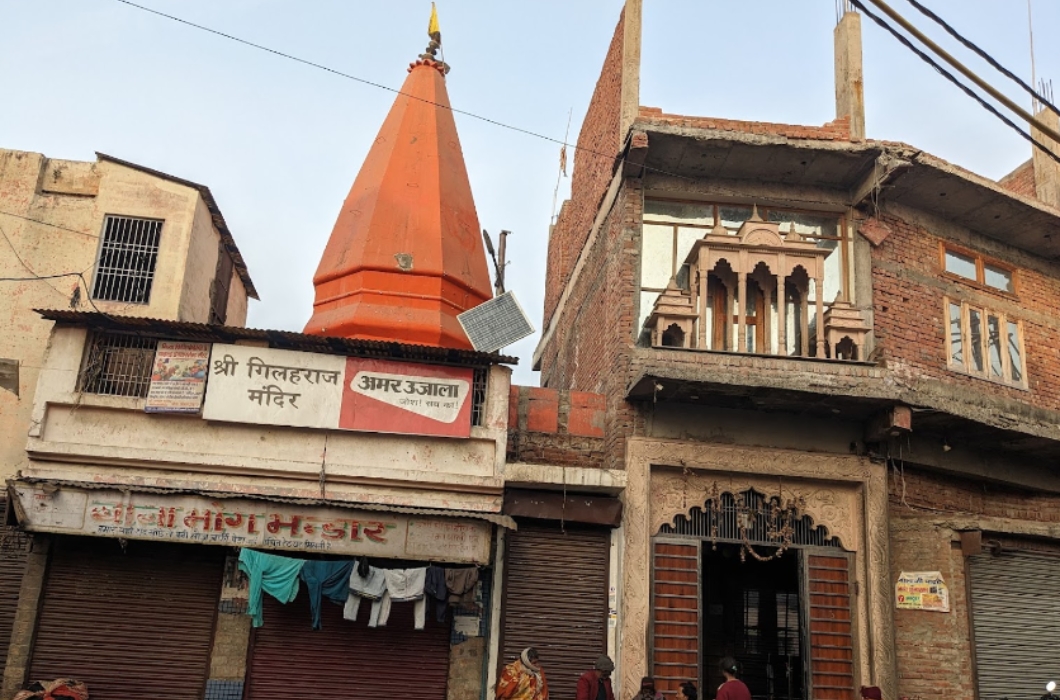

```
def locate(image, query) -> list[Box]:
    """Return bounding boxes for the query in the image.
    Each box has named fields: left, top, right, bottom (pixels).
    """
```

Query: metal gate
left=500, top=523, right=610, bottom=700
left=243, top=582, right=452, bottom=700
left=969, top=549, right=1060, bottom=700
left=28, top=537, right=223, bottom=700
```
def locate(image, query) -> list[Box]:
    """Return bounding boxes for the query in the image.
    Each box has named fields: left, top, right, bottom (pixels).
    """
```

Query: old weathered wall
left=180, top=195, right=223, bottom=323
left=870, top=205, right=1060, bottom=413
left=888, top=466, right=1060, bottom=700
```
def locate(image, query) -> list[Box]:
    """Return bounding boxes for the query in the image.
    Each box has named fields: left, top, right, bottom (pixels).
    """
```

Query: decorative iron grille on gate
left=660, top=489, right=840, bottom=559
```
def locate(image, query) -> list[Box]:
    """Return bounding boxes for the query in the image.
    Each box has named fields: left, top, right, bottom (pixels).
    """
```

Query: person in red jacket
left=715, top=657, right=751, bottom=700
left=576, top=655, right=615, bottom=700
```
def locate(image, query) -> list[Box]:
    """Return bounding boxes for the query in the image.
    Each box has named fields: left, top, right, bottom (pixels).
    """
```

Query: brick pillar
left=2, top=536, right=50, bottom=699
left=1032, top=108, right=1060, bottom=208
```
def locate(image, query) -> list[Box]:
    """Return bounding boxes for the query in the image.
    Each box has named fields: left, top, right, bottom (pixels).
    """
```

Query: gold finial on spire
left=420, top=3, right=450, bottom=73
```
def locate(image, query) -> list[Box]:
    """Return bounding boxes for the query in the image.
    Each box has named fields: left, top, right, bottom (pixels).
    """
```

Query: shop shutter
left=969, top=549, right=1060, bottom=700
left=500, top=523, right=609, bottom=700
left=0, top=498, right=29, bottom=671
left=651, top=539, right=699, bottom=696
left=244, top=584, right=452, bottom=700
left=802, top=551, right=856, bottom=700
left=28, top=537, right=223, bottom=700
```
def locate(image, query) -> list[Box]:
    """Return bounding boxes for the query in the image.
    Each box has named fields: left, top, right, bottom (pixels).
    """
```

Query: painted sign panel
left=339, top=358, right=473, bottom=438
left=202, top=344, right=345, bottom=429
left=145, top=341, right=210, bottom=413
left=895, top=571, right=950, bottom=612
left=12, top=484, right=492, bottom=564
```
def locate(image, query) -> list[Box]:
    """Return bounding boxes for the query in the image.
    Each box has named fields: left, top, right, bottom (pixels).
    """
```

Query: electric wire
left=849, top=0, right=1060, bottom=167
left=901, top=0, right=1059, bottom=117
left=0, top=210, right=99, bottom=239
left=109, top=0, right=691, bottom=183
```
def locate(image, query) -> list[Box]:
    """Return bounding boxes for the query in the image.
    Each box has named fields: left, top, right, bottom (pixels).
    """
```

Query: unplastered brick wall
left=637, top=107, right=852, bottom=141
left=888, top=466, right=1060, bottom=700
left=544, top=9, right=625, bottom=325
left=998, top=159, right=1037, bottom=199
left=869, top=209, right=1060, bottom=413
left=539, top=181, right=645, bottom=470
left=507, top=385, right=607, bottom=466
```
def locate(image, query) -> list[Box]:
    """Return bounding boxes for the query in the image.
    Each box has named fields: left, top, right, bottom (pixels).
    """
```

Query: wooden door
left=651, top=539, right=700, bottom=696
left=801, top=550, right=856, bottom=700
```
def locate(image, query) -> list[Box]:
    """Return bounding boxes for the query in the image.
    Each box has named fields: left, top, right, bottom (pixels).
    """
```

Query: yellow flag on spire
left=428, top=3, right=441, bottom=42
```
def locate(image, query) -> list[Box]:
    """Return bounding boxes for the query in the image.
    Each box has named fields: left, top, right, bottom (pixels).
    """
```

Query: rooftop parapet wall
left=507, top=385, right=607, bottom=467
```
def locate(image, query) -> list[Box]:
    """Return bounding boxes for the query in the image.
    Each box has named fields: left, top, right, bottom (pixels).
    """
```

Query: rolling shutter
left=28, top=537, right=223, bottom=700
left=0, top=498, right=29, bottom=671
left=969, top=549, right=1060, bottom=700
left=244, top=584, right=451, bottom=700
left=802, top=551, right=856, bottom=700
left=500, top=523, right=609, bottom=700
left=651, top=539, right=700, bottom=696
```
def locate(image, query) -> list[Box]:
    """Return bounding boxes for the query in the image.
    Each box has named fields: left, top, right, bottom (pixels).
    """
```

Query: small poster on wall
left=895, top=571, right=950, bottom=612
left=145, top=341, right=211, bottom=413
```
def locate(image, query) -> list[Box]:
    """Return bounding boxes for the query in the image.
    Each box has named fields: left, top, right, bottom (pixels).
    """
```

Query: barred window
left=78, top=332, right=157, bottom=397
left=91, top=215, right=164, bottom=303
left=470, top=366, right=488, bottom=427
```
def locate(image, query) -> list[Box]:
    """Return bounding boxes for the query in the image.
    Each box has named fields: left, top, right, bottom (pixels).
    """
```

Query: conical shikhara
left=304, top=19, right=492, bottom=349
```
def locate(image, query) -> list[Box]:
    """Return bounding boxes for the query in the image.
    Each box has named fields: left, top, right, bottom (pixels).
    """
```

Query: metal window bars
left=77, top=332, right=158, bottom=398
left=470, top=366, right=488, bottom=427
left=91, top=215, right=163, bottom=304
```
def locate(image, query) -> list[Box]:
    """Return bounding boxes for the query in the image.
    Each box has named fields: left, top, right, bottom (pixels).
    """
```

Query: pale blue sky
left=3, top=1, right=1057, bottom=385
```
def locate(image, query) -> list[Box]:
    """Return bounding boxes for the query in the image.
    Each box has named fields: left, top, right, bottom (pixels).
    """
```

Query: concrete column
left=697, top=270, right=707, bottom=350
left=736, top=271, right=747, bottom=353
left=1032, top=108, right=1060, bottom=208
left=619, top=0, right=643, bottom=146
left=2, top=537, right=50, bottom=699
left=835, top=11, right=866, bottom=140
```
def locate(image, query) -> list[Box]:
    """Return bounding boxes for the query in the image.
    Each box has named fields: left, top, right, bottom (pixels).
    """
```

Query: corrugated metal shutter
left=28, top=537, right=223, bottom=700
left=970, top=549, right=1060, bottom=700
left=0, top=498, right=29, bottom=671
left=244, top=583, right=452, bottom=700
left=500, top=523, right=609, bottom=700
left=651, top=539, right=699, bottom=696
left=802, top=551, right=856, bottom=700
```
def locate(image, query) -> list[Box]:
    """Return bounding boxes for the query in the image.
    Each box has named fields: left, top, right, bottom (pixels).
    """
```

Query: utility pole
left=482, top=229, right=510, bottom=295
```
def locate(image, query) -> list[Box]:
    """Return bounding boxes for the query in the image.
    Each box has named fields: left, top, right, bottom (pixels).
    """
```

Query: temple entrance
left=702, top=544, right=803, bottom=700
left=651, top=490, right=856, bottom=700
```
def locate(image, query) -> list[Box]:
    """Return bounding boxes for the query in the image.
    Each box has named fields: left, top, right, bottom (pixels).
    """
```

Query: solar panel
left=457, top=291, right=535, bottom=353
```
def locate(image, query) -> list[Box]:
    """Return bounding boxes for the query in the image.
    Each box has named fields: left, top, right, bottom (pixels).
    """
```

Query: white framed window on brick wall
left=91, top=215, right=164, bottom=304
left=944, top=297, right=1027, bottom=388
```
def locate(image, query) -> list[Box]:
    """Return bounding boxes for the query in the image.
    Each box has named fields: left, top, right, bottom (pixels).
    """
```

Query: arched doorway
left=652, top=490, right=854, bottom=700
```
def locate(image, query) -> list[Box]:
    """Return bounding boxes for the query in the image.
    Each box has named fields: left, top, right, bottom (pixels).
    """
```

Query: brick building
left=535, top=3, right=1060, bottom=700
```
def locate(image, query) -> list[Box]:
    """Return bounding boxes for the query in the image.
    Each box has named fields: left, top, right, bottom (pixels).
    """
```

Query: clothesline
left=237, top=548, right=480, bottom=631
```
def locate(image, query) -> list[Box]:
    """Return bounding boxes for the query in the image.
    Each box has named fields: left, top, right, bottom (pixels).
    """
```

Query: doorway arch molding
left=651, top=472, right=858, bottom=551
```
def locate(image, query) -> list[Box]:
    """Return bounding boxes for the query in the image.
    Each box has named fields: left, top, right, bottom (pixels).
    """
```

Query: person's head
left=640, top=677, right=656, bottom=693
left=594, top=655, right=615, bottom=679
left=719, top=656, right=739, bottom=680
left=521, top=647, right=540, bottom=669
left=677, top=681, right=698, bottom=700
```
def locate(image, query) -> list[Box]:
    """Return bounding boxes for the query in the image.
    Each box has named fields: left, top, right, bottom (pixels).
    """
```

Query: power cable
left=0, top=210, right=99, bottom=239
left=849, top=0, right=1060, bottom=167
left=109, top=0, right=691, bottom=184
left=901, top=0, right=1059, bottom=118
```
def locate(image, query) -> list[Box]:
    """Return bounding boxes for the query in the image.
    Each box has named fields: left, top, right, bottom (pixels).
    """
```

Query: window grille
left=470, top=366, right=488, bottom=427
left=91, top=215, right=163, bottom=303
left=78, top=332, right=157, bottom=398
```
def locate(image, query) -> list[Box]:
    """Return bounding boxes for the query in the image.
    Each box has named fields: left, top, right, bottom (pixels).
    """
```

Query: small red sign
left=339, top=358, right=474, bottom=438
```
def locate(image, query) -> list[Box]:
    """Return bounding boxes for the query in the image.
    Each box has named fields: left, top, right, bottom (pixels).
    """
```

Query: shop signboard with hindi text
left=895, top=571, right=950, bottom=612
left=11, top=483, right=492, bottom=564
left=145, top=341, right=210, bottom=413
left=202, top=344, right=474, bottom=438
left=202, top=344, right=345, bottom=429
left=339, top=357, right=473, bottom=438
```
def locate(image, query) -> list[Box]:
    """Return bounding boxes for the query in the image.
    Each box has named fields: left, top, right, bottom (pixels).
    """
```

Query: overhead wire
left=900, top=0, right=1059, bottom=117
left=109, top=0, right=692, bottom=184
left=848, top=0, right=1060, bottom=167
left=0, top=209, right=100, bottom=239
